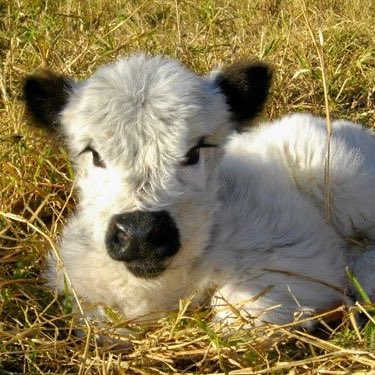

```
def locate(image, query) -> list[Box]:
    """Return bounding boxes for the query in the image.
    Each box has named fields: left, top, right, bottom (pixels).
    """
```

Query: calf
left=24, top=54, right=375, bottom=327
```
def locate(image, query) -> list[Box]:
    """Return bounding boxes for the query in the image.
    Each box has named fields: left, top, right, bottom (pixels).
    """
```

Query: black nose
left=105, top=210, right=180, bottom=271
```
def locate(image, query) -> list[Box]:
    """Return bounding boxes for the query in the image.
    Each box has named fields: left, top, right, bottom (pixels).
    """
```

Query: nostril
left=115, top=231, right=129, bottom=246
left=106, top=226, right=134, bottom=262
left=114, top=222, right=130, bottom=246
left=151, top=227, right=161, bottom=238
left=149, top=226, right=168, bottom=246
left=106, top=221, right=131, bottom=258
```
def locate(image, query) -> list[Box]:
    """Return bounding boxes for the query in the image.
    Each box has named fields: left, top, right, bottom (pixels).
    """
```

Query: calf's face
left=23, top=54, right=271, bottom=279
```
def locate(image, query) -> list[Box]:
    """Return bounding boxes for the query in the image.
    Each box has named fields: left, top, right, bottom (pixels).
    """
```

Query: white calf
left=23, top=54, right=375, bottom=328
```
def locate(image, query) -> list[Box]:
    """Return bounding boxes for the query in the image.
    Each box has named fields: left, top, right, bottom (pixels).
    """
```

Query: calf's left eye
left=183, top=147, right=200, bottom=166
left=181, top=138, right=218, bottom=166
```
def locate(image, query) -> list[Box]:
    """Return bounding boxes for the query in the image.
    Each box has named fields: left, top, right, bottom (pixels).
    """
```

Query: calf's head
left=24, top=54, right=271, bottom=279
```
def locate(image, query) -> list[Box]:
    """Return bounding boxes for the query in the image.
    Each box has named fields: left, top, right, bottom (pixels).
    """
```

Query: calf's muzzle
left=105, top=210, right=180, bottom=278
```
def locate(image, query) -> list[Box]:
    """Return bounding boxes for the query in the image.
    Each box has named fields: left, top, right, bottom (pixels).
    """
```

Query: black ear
left=215, top=60, right=272, bottom=129
left=23, top=71, right=73, bottom=132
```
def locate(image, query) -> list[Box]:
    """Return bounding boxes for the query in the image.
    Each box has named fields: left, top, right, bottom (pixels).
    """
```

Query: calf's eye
left=184, top=147, right=200, bottom=166
left=91, top=149, right=106, bottom=168
left=181, top=138, right=218, bottom=167
left=80, top=146, right=106, bottom=168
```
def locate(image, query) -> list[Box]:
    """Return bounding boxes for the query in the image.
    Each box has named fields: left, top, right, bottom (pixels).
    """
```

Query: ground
left=0, top=0, right=375, bottom=373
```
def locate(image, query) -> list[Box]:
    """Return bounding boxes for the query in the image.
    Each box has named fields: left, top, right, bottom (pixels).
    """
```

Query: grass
left=1, top=0, right=375, bottom=373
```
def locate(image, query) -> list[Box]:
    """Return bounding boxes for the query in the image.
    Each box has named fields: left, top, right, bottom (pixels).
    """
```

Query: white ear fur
left=206, top=64, right=224, bottom=81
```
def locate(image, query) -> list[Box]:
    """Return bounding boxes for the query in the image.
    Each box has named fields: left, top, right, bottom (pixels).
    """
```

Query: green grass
left=1, top=0, right=375, bottom=373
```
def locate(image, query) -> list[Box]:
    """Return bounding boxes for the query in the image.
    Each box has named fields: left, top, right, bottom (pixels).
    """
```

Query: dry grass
left=1, top=0, right=375, bottom=373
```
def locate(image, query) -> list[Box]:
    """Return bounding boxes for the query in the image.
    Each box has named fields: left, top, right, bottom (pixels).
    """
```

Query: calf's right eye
left=80, top=146, right=106, bottom=168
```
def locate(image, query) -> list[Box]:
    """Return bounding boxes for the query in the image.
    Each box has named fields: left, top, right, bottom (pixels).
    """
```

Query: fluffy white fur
left=39, top=55, right=374, bottom=327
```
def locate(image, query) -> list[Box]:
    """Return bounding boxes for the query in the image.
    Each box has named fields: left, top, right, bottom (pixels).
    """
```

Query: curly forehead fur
left=62, top=55, right=230, bottom=200
left=24, top=54, right=375, bottom=329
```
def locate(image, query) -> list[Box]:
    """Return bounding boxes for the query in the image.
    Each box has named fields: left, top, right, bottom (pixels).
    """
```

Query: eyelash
left=80, top=146, right=106, bottom=168
left=182, top=139, right=217, bottom=166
